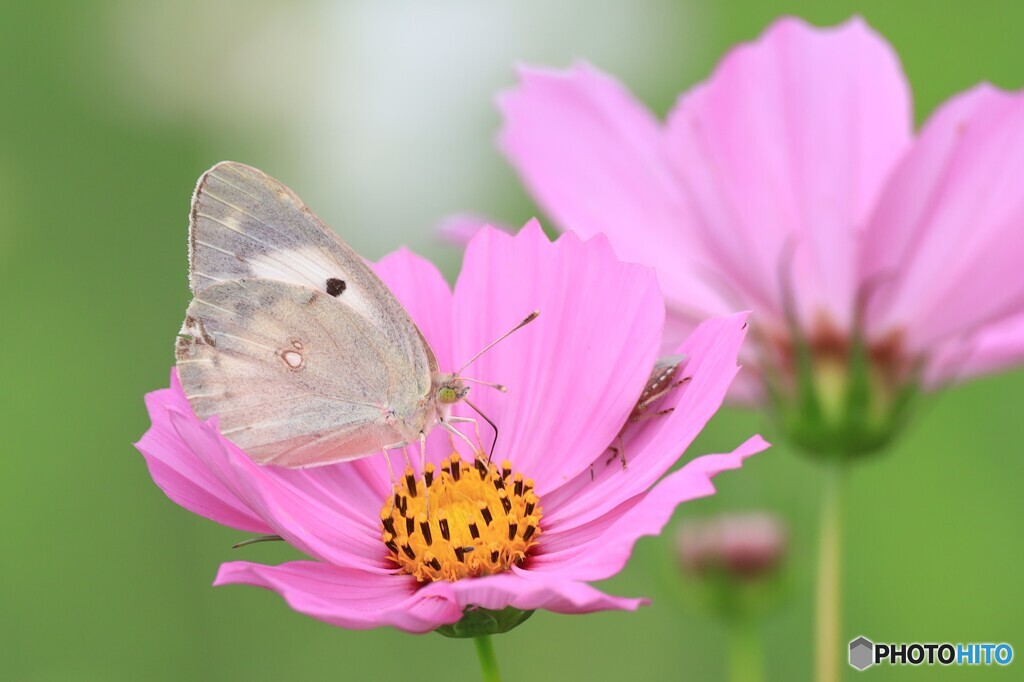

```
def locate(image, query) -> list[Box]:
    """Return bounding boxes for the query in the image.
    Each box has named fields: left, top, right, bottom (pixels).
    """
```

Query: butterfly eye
left=438, top=387, right=459, bottom=404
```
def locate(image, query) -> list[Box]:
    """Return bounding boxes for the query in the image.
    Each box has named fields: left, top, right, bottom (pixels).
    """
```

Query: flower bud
left=674, top=512, right=789, bottom=623
left=677, top=513, right=787, bottom=581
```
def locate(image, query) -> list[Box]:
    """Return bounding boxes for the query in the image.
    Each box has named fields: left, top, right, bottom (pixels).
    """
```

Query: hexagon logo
left=849, top=636, right=874, bottom=670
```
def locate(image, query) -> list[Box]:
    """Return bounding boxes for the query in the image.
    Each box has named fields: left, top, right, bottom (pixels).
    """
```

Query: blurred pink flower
left=136, top=223, right=766, bottom=633
left=495, top=17, right=1024, bottom=402
left=676, top=512, right=787, bottom=580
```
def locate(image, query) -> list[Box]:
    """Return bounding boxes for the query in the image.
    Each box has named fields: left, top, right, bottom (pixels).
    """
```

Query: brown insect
left=594, top=354, right=689, bottom=478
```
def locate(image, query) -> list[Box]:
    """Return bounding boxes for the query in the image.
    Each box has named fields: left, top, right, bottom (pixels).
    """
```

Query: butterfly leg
left=381, top=447, right=398, bottom=513
left=447, top=416, right=485, bottom=458
left=419, top=431, right=430, bottom=516
left=441, top=419, right=482, bottom=460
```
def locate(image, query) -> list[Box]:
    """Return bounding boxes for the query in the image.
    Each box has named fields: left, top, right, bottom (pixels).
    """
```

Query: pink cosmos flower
left=136, top=223, right=766, bottom=633
left=496, top=17, right=1024, bottom=406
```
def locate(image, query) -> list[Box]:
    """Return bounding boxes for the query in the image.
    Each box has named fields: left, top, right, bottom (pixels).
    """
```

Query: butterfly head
left=434, top=375, right=470, bottom=405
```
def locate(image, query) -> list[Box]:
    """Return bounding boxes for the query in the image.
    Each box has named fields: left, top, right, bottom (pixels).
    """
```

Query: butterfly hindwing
left=176, top=279, right=429, bottom=466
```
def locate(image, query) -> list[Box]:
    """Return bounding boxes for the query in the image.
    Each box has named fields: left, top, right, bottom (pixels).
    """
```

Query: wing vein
left=207, top=172, right=265, bottom=202
left=215, top=332, right=277, bottom=353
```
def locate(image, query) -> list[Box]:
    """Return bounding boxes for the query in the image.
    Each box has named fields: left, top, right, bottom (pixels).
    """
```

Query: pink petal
left=372, top=247, right=455, bottom=370
left=419, top=569, right=645, bottom=615
left=543, top=313, right=752, bottom=528
left=531, top=436, right=768, bottom=581
left=214, top=561, right=462, bottom=633
left=450, top=223, right=663, bottom=492
left=861, top=85, right=1024, bottom=351
left=135, top=374, right=273, bottom=533
left=499, top=62, right=733, bottom=337
left=164, top=406, right=392, bottom=571
left=436, top=215, right=513, bottom=247
left=666, top=16, right=912, bottom=333
left=924, top=311, right=1024, bottom=386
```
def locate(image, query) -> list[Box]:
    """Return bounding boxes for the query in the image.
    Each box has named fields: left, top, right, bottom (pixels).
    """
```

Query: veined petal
left=135, top=374, right=272, bottom=533
left=862, top=85, right=1024, bottom=350
left=419, top=569, right=645, bottom=615
left=436, top=215, right=513, bottom=247
left=215, top=561, right=462, bottom=633
left=451, top=223, right=663, bottom=492
left=499, top=62, right=733, bottom=333
left=163, top=399, right=391, bottom=572
left=543, top=313, right=752, bottom=528
left=666, top=16, right=912, bottom=332
left=924, top=311, right=1024, bottom=387
left=531, top=437, right=768, bottom=581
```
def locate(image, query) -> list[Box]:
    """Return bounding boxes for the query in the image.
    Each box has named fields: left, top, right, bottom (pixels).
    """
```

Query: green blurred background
left=3, top=1, right=1022, bottom=680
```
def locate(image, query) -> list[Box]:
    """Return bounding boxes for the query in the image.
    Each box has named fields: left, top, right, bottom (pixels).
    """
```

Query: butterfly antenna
left=461, top=376, right=508, bottom=392
left=464, top=398, right=499, bottom=464
left=457, top=310, right=540, bottom=375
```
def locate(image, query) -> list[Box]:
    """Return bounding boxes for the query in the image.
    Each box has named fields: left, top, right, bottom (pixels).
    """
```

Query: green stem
left=473, top=635, right=502, bottom=682
left=728, top=621, right=764, bottom=682
left=815, top=466, right=843, bottom=682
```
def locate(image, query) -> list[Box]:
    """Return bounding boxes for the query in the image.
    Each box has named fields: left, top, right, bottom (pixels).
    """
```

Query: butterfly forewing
left=177, top=162, right=438, bottom=466
left=187, top=161, right=436, bottom=378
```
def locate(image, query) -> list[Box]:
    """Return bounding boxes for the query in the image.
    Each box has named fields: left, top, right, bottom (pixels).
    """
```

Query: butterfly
left=175, top=161, right=535, bottom=468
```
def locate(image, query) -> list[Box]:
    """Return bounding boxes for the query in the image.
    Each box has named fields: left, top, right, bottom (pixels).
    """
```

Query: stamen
left=417, top=513, right=433, bottom=545
left=405, top=468, right=417, bottom=497
left=439, top=516, right=451, bottom=541
left=379, top=453, right=543, bottom=582
left=479, top=502, right=493, bottom=526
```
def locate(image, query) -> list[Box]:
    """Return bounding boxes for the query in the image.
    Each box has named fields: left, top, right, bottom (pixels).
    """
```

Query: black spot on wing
left=326, top=277, right=346, bottom=297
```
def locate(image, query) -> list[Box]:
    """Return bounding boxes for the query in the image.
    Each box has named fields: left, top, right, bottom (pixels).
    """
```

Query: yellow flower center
left=380, top=453, right=543, bottom=582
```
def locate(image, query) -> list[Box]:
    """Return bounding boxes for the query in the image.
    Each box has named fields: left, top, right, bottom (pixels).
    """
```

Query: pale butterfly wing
left=187, top=160, right=436, bottom=378
left=177, top=162, right=438, bottom=466
left=178, top=279, right=426, bottom=467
